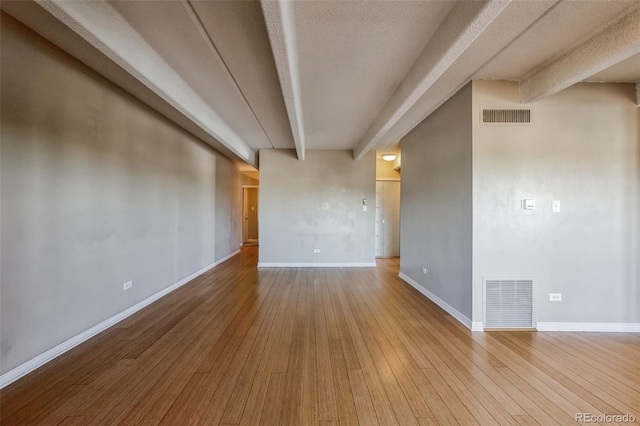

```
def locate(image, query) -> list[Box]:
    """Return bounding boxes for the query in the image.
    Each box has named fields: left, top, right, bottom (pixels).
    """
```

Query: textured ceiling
left=291, top=1, right=454, bottom=150
left=189, top=0, right=295, bottom=149
left=586, top=52, right=640, bottom=82
left=2, top=0, right=639, bottom=166
left=107, top=0, right=277, bottom=151
left=475, top=1, right=638, bottom=81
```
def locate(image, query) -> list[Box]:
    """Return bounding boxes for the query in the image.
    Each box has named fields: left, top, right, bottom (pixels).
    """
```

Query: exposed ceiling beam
left=261, top=0, right=306, bottom=161
left=182, top=0, right=277, bottom=151
left=358, top=1, right=559, bottom=154
left=28, top=0, right=257, bottom=166
left=521, top=5, right=640, bottom=104
left=353, top=0, right=511, bottom=161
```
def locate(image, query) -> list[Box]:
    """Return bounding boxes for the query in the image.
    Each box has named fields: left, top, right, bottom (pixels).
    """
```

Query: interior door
left=243, top=187, right=259, bottom=245
left=383, top=181, right=400, bottom=257
left=375, top=181, right=400, bottom=258
left=375, top=182, right=384, bottom=257
left=243, top=188, right=249, bottom=244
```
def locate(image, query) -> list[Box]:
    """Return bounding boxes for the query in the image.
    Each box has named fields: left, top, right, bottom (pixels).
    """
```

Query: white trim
left=471, top=322, right=484, bottom=332
left=398, top=272, right=474, bottom=331
left=536, top=322, right=640, bottom=332
left=0, top=249, right=240, bottom=389
left=258, top=262, right=377, bottom=268
left=262, top=1, right=306, bottom=160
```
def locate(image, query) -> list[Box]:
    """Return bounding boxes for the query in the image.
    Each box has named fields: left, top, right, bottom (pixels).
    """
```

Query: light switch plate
left=552, top=200, right=561, bottom=212
left=362, top=205, right=367, bottom=212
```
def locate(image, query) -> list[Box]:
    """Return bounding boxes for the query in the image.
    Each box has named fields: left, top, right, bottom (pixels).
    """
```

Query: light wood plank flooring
left=1, top=247, right=638, bottom=425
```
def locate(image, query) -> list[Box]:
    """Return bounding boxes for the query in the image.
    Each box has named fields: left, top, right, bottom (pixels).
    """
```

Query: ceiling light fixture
left=381, top=153, right=397, bottom=162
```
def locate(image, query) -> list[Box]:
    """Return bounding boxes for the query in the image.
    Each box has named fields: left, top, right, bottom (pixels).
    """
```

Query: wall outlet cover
left=313, top=248, right=320, bottom=254
left=549, top=293, right=562, bottom=301
left=123, top=281, right=133, bottom=291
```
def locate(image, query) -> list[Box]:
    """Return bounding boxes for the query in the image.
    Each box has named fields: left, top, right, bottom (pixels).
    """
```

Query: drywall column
left=258, top=149, right=376, bottom=266
left=399, top=83, right=473, bottom=323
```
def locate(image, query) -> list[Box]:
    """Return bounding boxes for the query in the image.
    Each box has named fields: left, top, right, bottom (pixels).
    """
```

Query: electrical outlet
left=123, top=281, right=133, bottom=291
left=549, top=293, right=562, bottom=301
left=313, top=248, right=320, bottom=254
left=421, top=267, right=427, bottom=274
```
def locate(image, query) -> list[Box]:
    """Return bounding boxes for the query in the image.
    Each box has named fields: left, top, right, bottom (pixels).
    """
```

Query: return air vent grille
left=484, top=280, right=533, bottom=329
left=482, top=109, right=531, bottom=124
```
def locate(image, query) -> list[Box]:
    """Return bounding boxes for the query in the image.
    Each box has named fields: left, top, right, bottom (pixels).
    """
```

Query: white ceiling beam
left=29, top=0, right=257, bottom=166
left=261, top=0, right=306, bottom=160
left=353, top=0, right=511, bottom=161
left=521, top=5, right=640, bottom=104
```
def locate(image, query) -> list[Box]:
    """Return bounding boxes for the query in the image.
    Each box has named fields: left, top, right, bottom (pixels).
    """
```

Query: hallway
left=1, top=247, right=638, bottom=425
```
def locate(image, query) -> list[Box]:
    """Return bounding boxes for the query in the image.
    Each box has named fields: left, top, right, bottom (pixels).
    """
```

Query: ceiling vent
left=484, top=279, right=534, bottom=329
left=481, top=108, right=531, bottom=125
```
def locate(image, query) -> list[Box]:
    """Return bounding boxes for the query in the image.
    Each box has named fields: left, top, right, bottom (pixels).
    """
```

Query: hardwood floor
left=1, top=247, right=638, bottom=425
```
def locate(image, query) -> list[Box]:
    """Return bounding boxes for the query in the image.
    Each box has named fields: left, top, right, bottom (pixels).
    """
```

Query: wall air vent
left=484, top=279, right=534, bottom=329
left=481, top=108, right=531, bottom=124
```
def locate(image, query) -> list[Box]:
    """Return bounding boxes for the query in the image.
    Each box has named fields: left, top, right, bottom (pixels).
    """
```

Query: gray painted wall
left=399, top=83, right=473, bottom=320
left=259, top=149, right=376, bottom=265
left=472, top=81, right=639, bottom=324
left=0, top=16, right=241, bottom=374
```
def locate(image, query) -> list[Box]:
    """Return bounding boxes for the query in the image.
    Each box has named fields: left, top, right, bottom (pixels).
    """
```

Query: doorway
left=375, top=180, right=400, bottom=258
left=243, top=186, right=259, bottom=246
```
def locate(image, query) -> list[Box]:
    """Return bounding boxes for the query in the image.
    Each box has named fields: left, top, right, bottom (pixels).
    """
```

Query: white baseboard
left=471, top=322, right=484, bottom=332
left=398, top=272, right=474, bottom=331
left=536, top=322, right=640, bottom=332
left=258, top=262, right=377, bottom=268
left=0, top=249, right=240, bottom=389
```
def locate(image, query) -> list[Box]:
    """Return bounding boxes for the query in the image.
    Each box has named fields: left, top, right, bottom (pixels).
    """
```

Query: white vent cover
left=484, top=280, right=533, bottom=329
left=481, top=109, right=531, bottom=124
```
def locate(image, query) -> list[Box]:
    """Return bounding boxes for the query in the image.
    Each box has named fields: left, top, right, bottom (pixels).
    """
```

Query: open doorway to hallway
left=242, top=186, right=259, bottom=246
left=375, top=151, right=401, bottom=258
